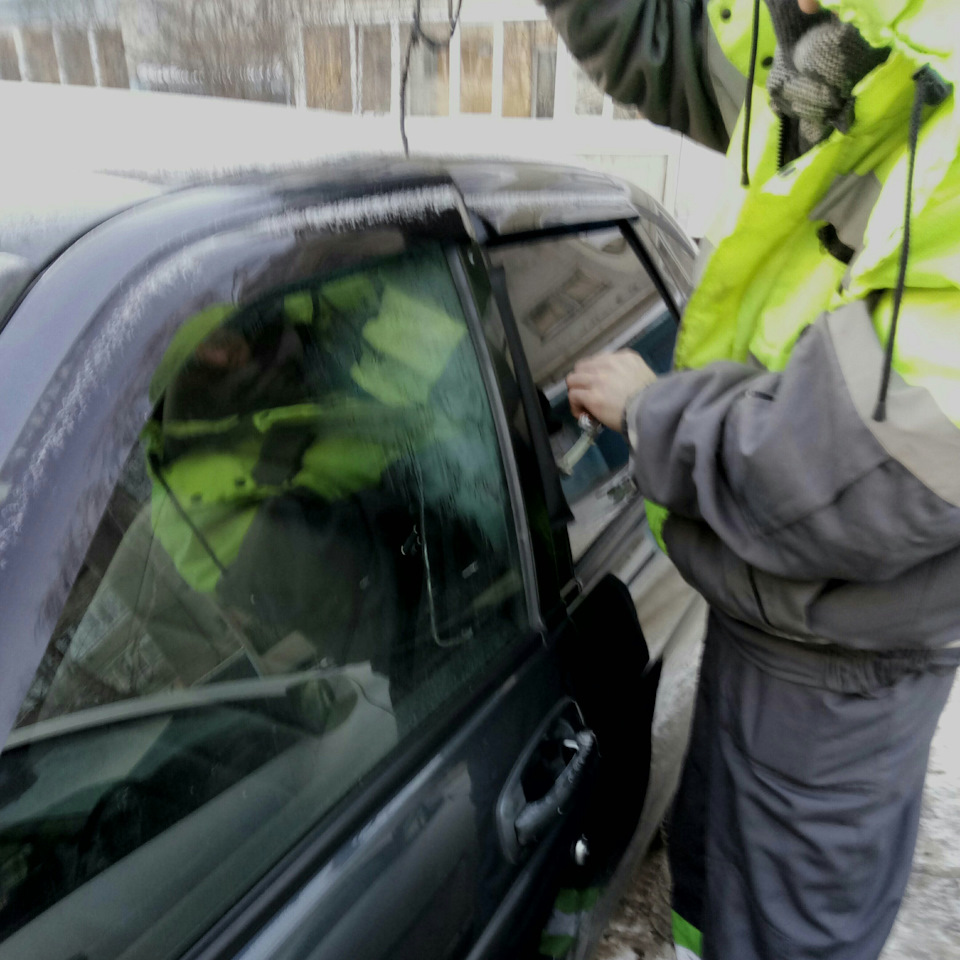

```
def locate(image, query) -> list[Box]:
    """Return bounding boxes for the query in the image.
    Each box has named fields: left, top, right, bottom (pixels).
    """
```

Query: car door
left=478, top=215, right=696, bottom=876
left=0, top=180, right=656, bottom=960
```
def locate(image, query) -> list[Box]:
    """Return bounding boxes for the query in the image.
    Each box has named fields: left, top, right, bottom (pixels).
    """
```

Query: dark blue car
left=0, top=158, right=702, bottom=960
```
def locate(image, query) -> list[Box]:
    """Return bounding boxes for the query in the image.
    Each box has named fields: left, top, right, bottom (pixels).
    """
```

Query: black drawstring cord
left=872, top=66, right=952, bottom=422
left=741, top=0, right=762, bottom=187
left=400, top=0, right=464, bottom=156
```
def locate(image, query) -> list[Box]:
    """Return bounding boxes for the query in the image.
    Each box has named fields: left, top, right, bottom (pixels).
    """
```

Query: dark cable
left=399, top=29, right=416, bottom=156
left=741, top=0, right=762, bottom=187
left=399, top=0, right=464, bottom=156
left=873, top=67, right=951, bottom=421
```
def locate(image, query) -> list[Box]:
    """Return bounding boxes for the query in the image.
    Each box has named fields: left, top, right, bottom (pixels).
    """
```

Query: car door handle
left=514, top=729, right=596, bottom=847
left=496, top=699, right=598, bottom=863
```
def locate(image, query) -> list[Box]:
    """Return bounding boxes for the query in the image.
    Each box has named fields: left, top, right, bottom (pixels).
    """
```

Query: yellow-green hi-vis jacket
left=546, top=0, right=960, bottom=652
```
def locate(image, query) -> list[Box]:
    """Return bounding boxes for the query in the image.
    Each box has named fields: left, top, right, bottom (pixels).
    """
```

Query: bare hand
left=566, top=351, right=657, bottom=433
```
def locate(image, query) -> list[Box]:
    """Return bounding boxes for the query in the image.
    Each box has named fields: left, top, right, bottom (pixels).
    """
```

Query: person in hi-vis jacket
left=546, top=0, right=960, bottom=956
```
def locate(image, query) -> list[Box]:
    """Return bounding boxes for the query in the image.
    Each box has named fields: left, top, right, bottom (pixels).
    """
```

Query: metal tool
left=557, top=413, right=603, bottom=476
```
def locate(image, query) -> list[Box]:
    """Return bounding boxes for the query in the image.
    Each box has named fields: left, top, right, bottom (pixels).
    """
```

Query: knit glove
left=764, top=0, right=889, bottom=151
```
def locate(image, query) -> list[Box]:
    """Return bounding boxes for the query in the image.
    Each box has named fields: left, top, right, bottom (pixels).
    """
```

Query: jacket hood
left=818, top=0, right=958, bottom=86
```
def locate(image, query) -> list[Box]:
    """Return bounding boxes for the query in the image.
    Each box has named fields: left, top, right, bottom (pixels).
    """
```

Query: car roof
left=1, top=156, right=659, bottom=263
left=0, top=155, right=677, bottom=320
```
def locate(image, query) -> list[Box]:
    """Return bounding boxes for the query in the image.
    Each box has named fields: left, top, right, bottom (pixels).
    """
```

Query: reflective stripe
left=809, top=172, right=883, bottom=262
left=672, top=910, right=703, bottom=957
left=541, top=910, right=580, bottom=938
left=826, top=302, right=960, bottom=507
left=692, top=236, right=716, bottom=285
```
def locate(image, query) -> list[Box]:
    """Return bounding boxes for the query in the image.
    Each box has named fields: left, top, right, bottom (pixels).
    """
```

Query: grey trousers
left=669, top=611, right=957, bottom=960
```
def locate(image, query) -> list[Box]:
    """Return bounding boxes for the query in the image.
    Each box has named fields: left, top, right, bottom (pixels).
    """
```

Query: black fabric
left=667, top=638, right=712, bottom=938
left=542, top=0, right=731, bottom=152
left=816, top=222, right=855, bottom=264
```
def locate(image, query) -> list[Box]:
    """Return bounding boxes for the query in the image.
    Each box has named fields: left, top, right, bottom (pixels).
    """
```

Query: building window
left=575, top=63, right=603, bottom=116
left=0, top=33, right=21, bottom=81
left=21, top=28, right=59, bottom=83
left=57, top=27, right=95, bottom=85
left=304, top=25, right=351, bottom=112
left=93, top=28, right=129, bottom=88
left=359, top=24, right=391, bottom=114
left=401, top=24, right=450, bottom=116
left=460, top=24, right=492, bottom=114
left=503, top=21, right=557, bottom=119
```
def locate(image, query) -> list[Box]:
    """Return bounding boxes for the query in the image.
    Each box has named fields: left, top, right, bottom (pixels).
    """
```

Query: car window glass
left=457, top=246, right=574, bottom=611
left=636, top=220, right=696, bottom=306
left=488, top=229, right=676, bottom=561
left=0, top=244, right=529, bottom=958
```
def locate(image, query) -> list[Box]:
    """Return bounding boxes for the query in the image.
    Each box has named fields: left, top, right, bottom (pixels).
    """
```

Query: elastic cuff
left=672, top=910, right=703, bottom=958
left=623, top=386, right=650, bottom=448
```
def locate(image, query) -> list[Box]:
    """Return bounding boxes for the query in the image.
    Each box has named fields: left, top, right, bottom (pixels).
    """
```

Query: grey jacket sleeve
left=541, top=0, right=733, bottom=151
left=629, top=308, right=960, bottom=583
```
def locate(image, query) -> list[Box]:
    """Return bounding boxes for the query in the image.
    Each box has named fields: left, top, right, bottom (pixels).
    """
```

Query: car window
left=488, top=228, right=676, bottom=560
left=636, top=219, right=696, bottom=308
left=0, top=244, right=529, bottom=958
left=455, top=245, right=574, bottom=615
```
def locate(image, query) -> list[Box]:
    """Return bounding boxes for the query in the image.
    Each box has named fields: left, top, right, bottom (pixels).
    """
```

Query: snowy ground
left=594, top=642, right=960, bottom=960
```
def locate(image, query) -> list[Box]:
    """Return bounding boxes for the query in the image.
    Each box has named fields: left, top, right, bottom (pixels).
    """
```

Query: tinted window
left=489, top=229, right=675, bottom=560
left=0, top=245, right=528, bottom=957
